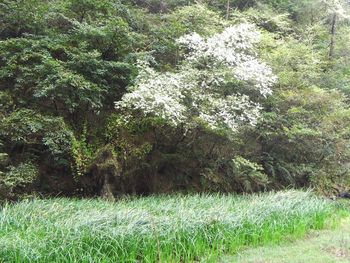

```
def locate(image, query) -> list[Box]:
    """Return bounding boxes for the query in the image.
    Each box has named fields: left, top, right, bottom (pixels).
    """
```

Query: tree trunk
left=226, top=0, right=230, bottom=20
left=329, top=13, right=337, bottom=59
left=101, top=174, right=115, bottom=201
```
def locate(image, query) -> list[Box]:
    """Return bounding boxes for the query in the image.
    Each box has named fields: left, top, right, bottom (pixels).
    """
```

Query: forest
left=1, top=0, right=350, bottom=200
left=1, top=0, right=350, bottom=262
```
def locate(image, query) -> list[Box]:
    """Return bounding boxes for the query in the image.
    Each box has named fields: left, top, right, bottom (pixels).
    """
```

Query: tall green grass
left=0, top=190, right=341, bottom=262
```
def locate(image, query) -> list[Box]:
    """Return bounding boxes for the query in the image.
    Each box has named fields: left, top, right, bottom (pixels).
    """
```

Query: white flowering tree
left=116, top=24, right=277, bottom=133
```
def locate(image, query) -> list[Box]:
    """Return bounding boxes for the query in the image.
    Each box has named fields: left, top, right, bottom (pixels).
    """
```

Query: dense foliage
left=0, top=0, right=350, bottom=199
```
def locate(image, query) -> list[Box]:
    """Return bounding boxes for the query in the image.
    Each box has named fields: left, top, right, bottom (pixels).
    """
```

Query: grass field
left=0, top=190, right=344, bottom=262
left=224, top=217, right=350, bottom=262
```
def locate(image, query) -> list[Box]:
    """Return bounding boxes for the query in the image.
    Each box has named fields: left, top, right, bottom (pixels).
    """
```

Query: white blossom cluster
left=116, top=65, right=193, bottom=125
left=116, top=24, right=277, bottom=132
left=177, top=24, right=260, bottom=65
left=197, top=94, right=262, bottom=131
left=234, top=59, right=275, bottom=97
left=177, top=23, right=277, bottom=97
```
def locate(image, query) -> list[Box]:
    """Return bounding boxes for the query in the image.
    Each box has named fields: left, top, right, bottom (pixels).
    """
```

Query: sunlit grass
left=0, top=190, right=342, bottom=262
left=227, top=214, right=350, bottom=263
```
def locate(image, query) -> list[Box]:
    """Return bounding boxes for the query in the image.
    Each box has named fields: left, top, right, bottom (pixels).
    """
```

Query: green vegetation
left=0, top=191, right=344, bottom=262
left=1, top=1, right=349, bottom=261
left=0, top=0, right=350, bottom=262
left=0, top=0, right=350, bottom=199
left=226, top=209, right=350, bottom=262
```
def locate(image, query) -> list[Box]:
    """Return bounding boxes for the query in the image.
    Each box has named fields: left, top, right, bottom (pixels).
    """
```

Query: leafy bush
left=0, top=162, right=38, bottom=199
left=231, top=156, right=269, bottom=192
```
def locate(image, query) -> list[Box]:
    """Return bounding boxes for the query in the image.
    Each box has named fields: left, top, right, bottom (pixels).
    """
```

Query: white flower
left=116, top=24, right=277, bottom=132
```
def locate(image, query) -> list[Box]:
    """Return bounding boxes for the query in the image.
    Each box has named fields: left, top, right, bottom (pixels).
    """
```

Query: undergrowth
left=0, top=190, right=344, bottom=262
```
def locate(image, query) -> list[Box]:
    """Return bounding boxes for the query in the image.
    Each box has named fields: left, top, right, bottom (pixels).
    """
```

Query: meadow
left=0, top=190, right=345, bottom=262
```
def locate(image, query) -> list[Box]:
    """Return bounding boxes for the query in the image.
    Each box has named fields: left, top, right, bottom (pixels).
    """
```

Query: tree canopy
left=1, top=0, right=350, bottom=199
